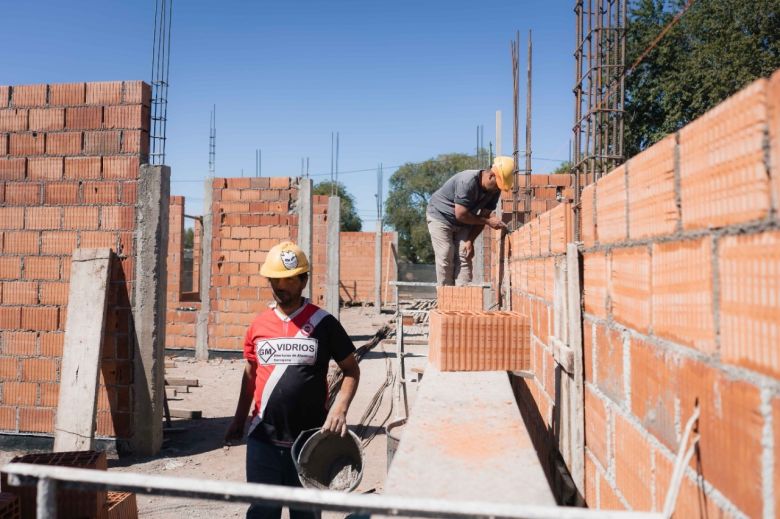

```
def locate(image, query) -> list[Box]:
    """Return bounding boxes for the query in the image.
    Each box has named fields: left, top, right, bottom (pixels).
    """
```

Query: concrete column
left=375, top=221, right=382, bottom=314
left=298, top=178, right=313, bottom=300
left=473, top=233, right=484, bottom=284
left=132, top=164, right=170, bottom=456
left=195, top=178, right=213, bottom=360
left=326, top=196, right=340, bottom=319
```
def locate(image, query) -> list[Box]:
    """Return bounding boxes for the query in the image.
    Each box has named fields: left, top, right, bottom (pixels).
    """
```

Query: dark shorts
left=245, top=436, right=321, bottom=519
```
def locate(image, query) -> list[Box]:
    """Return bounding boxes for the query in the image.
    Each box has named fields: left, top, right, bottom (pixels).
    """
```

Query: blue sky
left=2, top=1, right=575, bottom=230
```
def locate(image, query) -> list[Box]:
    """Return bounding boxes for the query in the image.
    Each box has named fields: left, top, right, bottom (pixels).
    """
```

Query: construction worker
left=225, top=241, right=360, bottom=519
left=426, top=156, right=514, bottom=285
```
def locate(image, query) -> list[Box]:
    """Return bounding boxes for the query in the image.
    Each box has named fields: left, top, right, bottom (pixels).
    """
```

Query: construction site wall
left=506, top=73, right=780, bottom=517
left=0, top=81, right=150, bottom=440
left=207, top=177, right=299, bottom=351
left=338, top=231, right=397, bottom=305
left=165, top=196, right=199, bottom=350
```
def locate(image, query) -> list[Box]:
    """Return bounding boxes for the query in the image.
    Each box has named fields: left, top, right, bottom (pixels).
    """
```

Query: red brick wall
left=164, top=196, right=198, bottom=349
left=338, top=231, right=397, bottom=305
left=311, top=195, right=328, bottom=307
left=506, top=72, right=780, bottom=516
left=0, top=81, right=150, bottom=439
left=207, top=177, right=298, bottom=351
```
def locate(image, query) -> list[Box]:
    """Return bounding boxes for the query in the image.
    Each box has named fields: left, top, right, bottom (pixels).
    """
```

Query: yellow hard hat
left=260, top=241, right=310, bottom=278
left=492, top=156, right=515, bottom=191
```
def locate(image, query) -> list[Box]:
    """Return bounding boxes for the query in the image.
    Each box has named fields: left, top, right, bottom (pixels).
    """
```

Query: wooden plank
left=567, top=243, right=585, bottom=501
left=166, top=385, right=189, bottom=394
left=164, top=360, right=177, bottom=369
left=168, top=409, right=202, bottom=419
left=54, top=248, right=112, bottom=452
left=165, top=377, right=199, bottom=387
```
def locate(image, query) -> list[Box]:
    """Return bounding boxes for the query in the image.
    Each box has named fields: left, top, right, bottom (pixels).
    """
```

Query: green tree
left=552, top=161, right=573, bottom=174
left=184, top=227, right=194, bottom=249
left=385, top=153, right=480, bottom=263
left=625, top=0, right=780, bottom=156
left=312, top=181, right=362, bottom=231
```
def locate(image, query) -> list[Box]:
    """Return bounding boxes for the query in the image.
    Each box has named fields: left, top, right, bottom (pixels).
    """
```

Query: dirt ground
left=0, top=305, right=429, bottom=518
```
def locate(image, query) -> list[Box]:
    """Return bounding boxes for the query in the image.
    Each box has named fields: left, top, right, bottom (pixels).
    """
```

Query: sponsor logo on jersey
left=255, top=337, right=318, bottom=365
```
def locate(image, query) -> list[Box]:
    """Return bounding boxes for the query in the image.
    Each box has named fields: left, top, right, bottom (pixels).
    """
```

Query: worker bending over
left=426, top=156, right=514, bottom=285
left=225, top=241, right=360, bottom=519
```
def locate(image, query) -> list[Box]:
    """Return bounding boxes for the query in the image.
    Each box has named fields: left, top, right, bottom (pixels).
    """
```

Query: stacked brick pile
left=0, top=81, right=149, bottom=439
left=338, top=231, right=397, bottom=304
left=428, top=310, right=530, bottom=371
left=207, top=177, right=298, bottom=350
left=507, top=72, right=780, bottom=516
left=0, top=493, right=19, bottom=519
left=436, top=285, right=484, bottom=312
left=164, top=196, right=198, bottom=349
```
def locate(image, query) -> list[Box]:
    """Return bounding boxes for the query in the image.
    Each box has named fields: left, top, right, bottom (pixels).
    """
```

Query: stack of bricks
left=338, top=231, right=397, bottom=304
left=207, top=177, right=298, bottom=351
left=164, top=196, right=199, bottom=349
left=0, top=81, right=149, bottom=439
left=428, top=310, right=530, bottom=371
left=506, top=70, right=780, bottom=517
left=0, top=450, right=108, bottom=518
left=436, top=285, right=484, bottom=312
left=0, top=493, right=19, bottom=519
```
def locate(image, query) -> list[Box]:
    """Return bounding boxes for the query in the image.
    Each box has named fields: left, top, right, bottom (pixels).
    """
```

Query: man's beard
left=272, top=287, right=295, bottom=306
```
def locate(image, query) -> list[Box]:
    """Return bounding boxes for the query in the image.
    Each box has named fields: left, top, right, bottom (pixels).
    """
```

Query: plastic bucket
left=385, top=418, right=406, bottom=472
left=291, top=428, right=364, bottom=492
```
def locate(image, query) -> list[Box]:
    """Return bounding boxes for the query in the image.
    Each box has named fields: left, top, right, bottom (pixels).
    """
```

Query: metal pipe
left=37, top=477, right=57, bottom=519
left=4, top=463, right=663, bottom=519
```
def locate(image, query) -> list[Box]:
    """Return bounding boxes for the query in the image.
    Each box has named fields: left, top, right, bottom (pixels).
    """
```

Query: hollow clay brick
left=609, top=247, right=651, bottom=332
left=595, top=164, right=627, bottom=244
left=627, top=135, right=677, bottom=239
left=679, top=79, right=770, bottom=230
left=49, top=82, right=86, bottom=105
left=652, top=237, right=715, bottom=353
left=85, top=81, right=122, bottom=105
left=719, top=231, right=780, bottom=377
left=12, top=85, right=47, bottom=108
left=580, top=183, right=596, bottom=247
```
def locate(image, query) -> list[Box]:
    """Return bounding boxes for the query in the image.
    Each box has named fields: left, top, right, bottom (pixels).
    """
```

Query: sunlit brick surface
left=583, top=252, right=607, bottom=318
left=595, top=165, right=627, bottom=244
left=436, top=285, right=484, bottom=312
left=679, top=79, right=771, bottom=230
left=652, top=237, right=715, bottom=352
left=719, top=231, right=780, bottom=377
left=627, top=135, right=677, bottom=239
left=609, top=247, right=651, bottom=332
left=429, top=310, right=529, bottom=371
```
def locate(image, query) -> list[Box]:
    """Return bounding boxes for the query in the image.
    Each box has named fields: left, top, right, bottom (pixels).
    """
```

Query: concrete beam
left=326, top=196, right=340, bottom=319
left=298, top=178, right=313, bottom=300
left=132, top=164, right=170, bottom=456
left=54, top=248, right=112, bottom=452
left=195, top=178, right=213, bottom=360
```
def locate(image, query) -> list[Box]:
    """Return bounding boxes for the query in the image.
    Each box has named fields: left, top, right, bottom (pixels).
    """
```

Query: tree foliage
left=625, top=0, right=780, bottom=156
left=552, top=161, right=573, bottom=174
left=385, top=153, right=480, bottom=263
left=312, top=181, right=362, bottom=232
left=183, top=227, right=194, bottom=249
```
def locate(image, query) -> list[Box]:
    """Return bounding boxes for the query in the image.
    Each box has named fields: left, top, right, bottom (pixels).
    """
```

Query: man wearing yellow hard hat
left=426, top=156, right=513, bottom=285
left=225, top=241, right=360, bottom=519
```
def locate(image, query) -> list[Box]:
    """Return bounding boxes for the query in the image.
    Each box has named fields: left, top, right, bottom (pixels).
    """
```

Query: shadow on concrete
left=107, top=416, right=234, bottom=468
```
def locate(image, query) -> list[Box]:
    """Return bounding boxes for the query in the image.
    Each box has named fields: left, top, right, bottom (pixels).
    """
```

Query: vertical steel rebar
left=208, top=105, right=215, bottom=177
left=150, top=0, right=173, bottom=165
left=524, top=30, right=533, bottom=224
left=511, top=32, right=520, bottom=232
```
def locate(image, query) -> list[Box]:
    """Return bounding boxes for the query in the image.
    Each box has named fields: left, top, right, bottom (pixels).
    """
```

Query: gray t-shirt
left=426, top=169, right=500, bottom=227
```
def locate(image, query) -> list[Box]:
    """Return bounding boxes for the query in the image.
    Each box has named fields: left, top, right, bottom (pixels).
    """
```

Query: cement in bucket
left=385, top=417, right=406, bottom=472
left=291, top=428, right=364, bottom=492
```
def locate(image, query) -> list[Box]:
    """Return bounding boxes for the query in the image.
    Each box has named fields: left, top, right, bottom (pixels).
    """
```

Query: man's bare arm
left=322, top=354, right=360, bottom=436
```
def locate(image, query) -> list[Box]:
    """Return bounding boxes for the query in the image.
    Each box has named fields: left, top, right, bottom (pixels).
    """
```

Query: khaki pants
left=427, top=216, right=473, bottom=286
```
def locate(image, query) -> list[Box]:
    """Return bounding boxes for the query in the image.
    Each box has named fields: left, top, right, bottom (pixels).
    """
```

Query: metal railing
left=2, top=462, right=663, bottom=519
